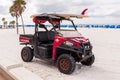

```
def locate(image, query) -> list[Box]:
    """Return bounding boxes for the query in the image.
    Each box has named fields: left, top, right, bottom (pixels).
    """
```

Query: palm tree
left=9, top=21, right=12, bottom=28
left=2, top=18, right=5, bottom=28
left=4, top=21, right=8, bottom=28
left=14, top=0, right=26, bottom=34
left=11, top=20, right=15, bottom=28
left=9, top=0, right=26, bottom=34
left=10, top=20, right=15, bottom=28
left=9, top=4, right=19, bottom=34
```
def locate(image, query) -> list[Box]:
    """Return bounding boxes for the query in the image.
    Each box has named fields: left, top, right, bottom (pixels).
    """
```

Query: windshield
left=57, top=30, right=82, bottom=37
left=59, top=20, right=76, bottom=30
left=56, top=20, right=81, bottom=37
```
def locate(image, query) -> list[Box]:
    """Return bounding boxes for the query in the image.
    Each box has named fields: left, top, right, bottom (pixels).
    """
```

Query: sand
left=0, top=27, right=120, bottom=80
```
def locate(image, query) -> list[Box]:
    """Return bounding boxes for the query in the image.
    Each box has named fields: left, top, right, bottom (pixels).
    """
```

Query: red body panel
left=52, top=35, right=88, bottom=60
left=52, top=35, right=65, bottom=60
left=68, top=37, right=87, bottom=42
left=19, top=37, right=30, bottom=43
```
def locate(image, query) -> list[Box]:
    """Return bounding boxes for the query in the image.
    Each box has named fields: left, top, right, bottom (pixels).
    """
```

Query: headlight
left=65, top=41, right=73, bottom=46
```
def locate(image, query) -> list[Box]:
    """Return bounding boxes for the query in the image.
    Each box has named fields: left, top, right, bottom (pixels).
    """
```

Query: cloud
left=76, top=0, right=94, bottom=6
left=36, top=2, right=68, bottom=13
left=0, top=0, right=12, bottom=15
left=109, top=10, right=120, bottom=17
left=32, top=0, right=119, bottom=17
left=33, top=0, right=94, bottom=14
left=22, top=0, right=120, bottom=24
left=86, top=1, right=120, bottom=18
left=1, top=0, right=120, bottom=24
left=0, top=5, right=8, bottom=15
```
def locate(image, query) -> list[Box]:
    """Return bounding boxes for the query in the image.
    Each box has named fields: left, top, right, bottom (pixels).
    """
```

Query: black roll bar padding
left=39, top=23, right=48, bottom=31
left=35, top=22, right=39, bottom=32
left=34, top=22, right=39, bottom=55
left=71, top=20, right=77, bottom=31
left=48, top=17, right=57, bottom=33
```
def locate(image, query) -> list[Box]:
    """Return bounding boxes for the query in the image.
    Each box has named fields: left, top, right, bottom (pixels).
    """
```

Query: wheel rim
left=22, top=50, right=28, bottom=60
left=59, top=58, right=71, bottom=71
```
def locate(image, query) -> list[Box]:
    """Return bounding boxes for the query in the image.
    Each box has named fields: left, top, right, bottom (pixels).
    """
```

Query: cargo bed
left=19, top=34, right=34, bottom=45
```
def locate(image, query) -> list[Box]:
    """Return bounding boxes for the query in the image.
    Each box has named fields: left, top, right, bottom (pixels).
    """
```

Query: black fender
left=55, top=46, right=82, bottom=62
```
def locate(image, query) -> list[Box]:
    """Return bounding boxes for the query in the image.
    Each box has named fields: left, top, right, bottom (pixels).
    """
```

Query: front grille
left=81, top=42, right=91, bottom=49
left=84, top=45, right=90, bottom=50
left=83, top=42, right=91, bottom=50
left=81, top=42, right=92, bottom=55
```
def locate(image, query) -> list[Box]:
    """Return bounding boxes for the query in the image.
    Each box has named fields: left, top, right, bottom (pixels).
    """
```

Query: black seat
left=38, top=31, right=55, bottom=43
left=38, top=31, right=48, bottom=42
left=47, top=31, right=55, bottom=41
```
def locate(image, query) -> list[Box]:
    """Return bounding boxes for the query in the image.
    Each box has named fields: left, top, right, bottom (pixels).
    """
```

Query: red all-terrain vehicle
left=19, top=12, right=95, bottom=74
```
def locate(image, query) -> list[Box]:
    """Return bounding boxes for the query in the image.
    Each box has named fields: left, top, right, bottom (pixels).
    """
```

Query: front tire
left=57, top=54, right=76, bottom=74
left=21, top=47, right=33, bottom=62
left=81, top=55, right=95, bottom=66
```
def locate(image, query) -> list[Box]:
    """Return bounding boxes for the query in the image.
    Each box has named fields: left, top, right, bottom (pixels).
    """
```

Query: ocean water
left=1, top=24, right=120, bottom=29
left=19, top=24, right=120, bottom=29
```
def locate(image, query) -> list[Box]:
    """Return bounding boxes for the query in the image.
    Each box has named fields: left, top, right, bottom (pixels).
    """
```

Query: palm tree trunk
left=3, top=22, right=5, bottom=28
left=16, top=15, right=19, bottom=34
left=20, top=14, right=25, bottom=34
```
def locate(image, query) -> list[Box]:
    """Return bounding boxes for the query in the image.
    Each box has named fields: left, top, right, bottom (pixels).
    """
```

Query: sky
left=0, top=0, right=120, bottom=25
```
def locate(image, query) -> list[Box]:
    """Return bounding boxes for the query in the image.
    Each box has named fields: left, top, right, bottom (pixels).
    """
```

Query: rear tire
left=21, top=47, right=33, bottom=62
left=57, top=54, right=76, bottom=74
left=81, top=55, right=95, bottom=66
